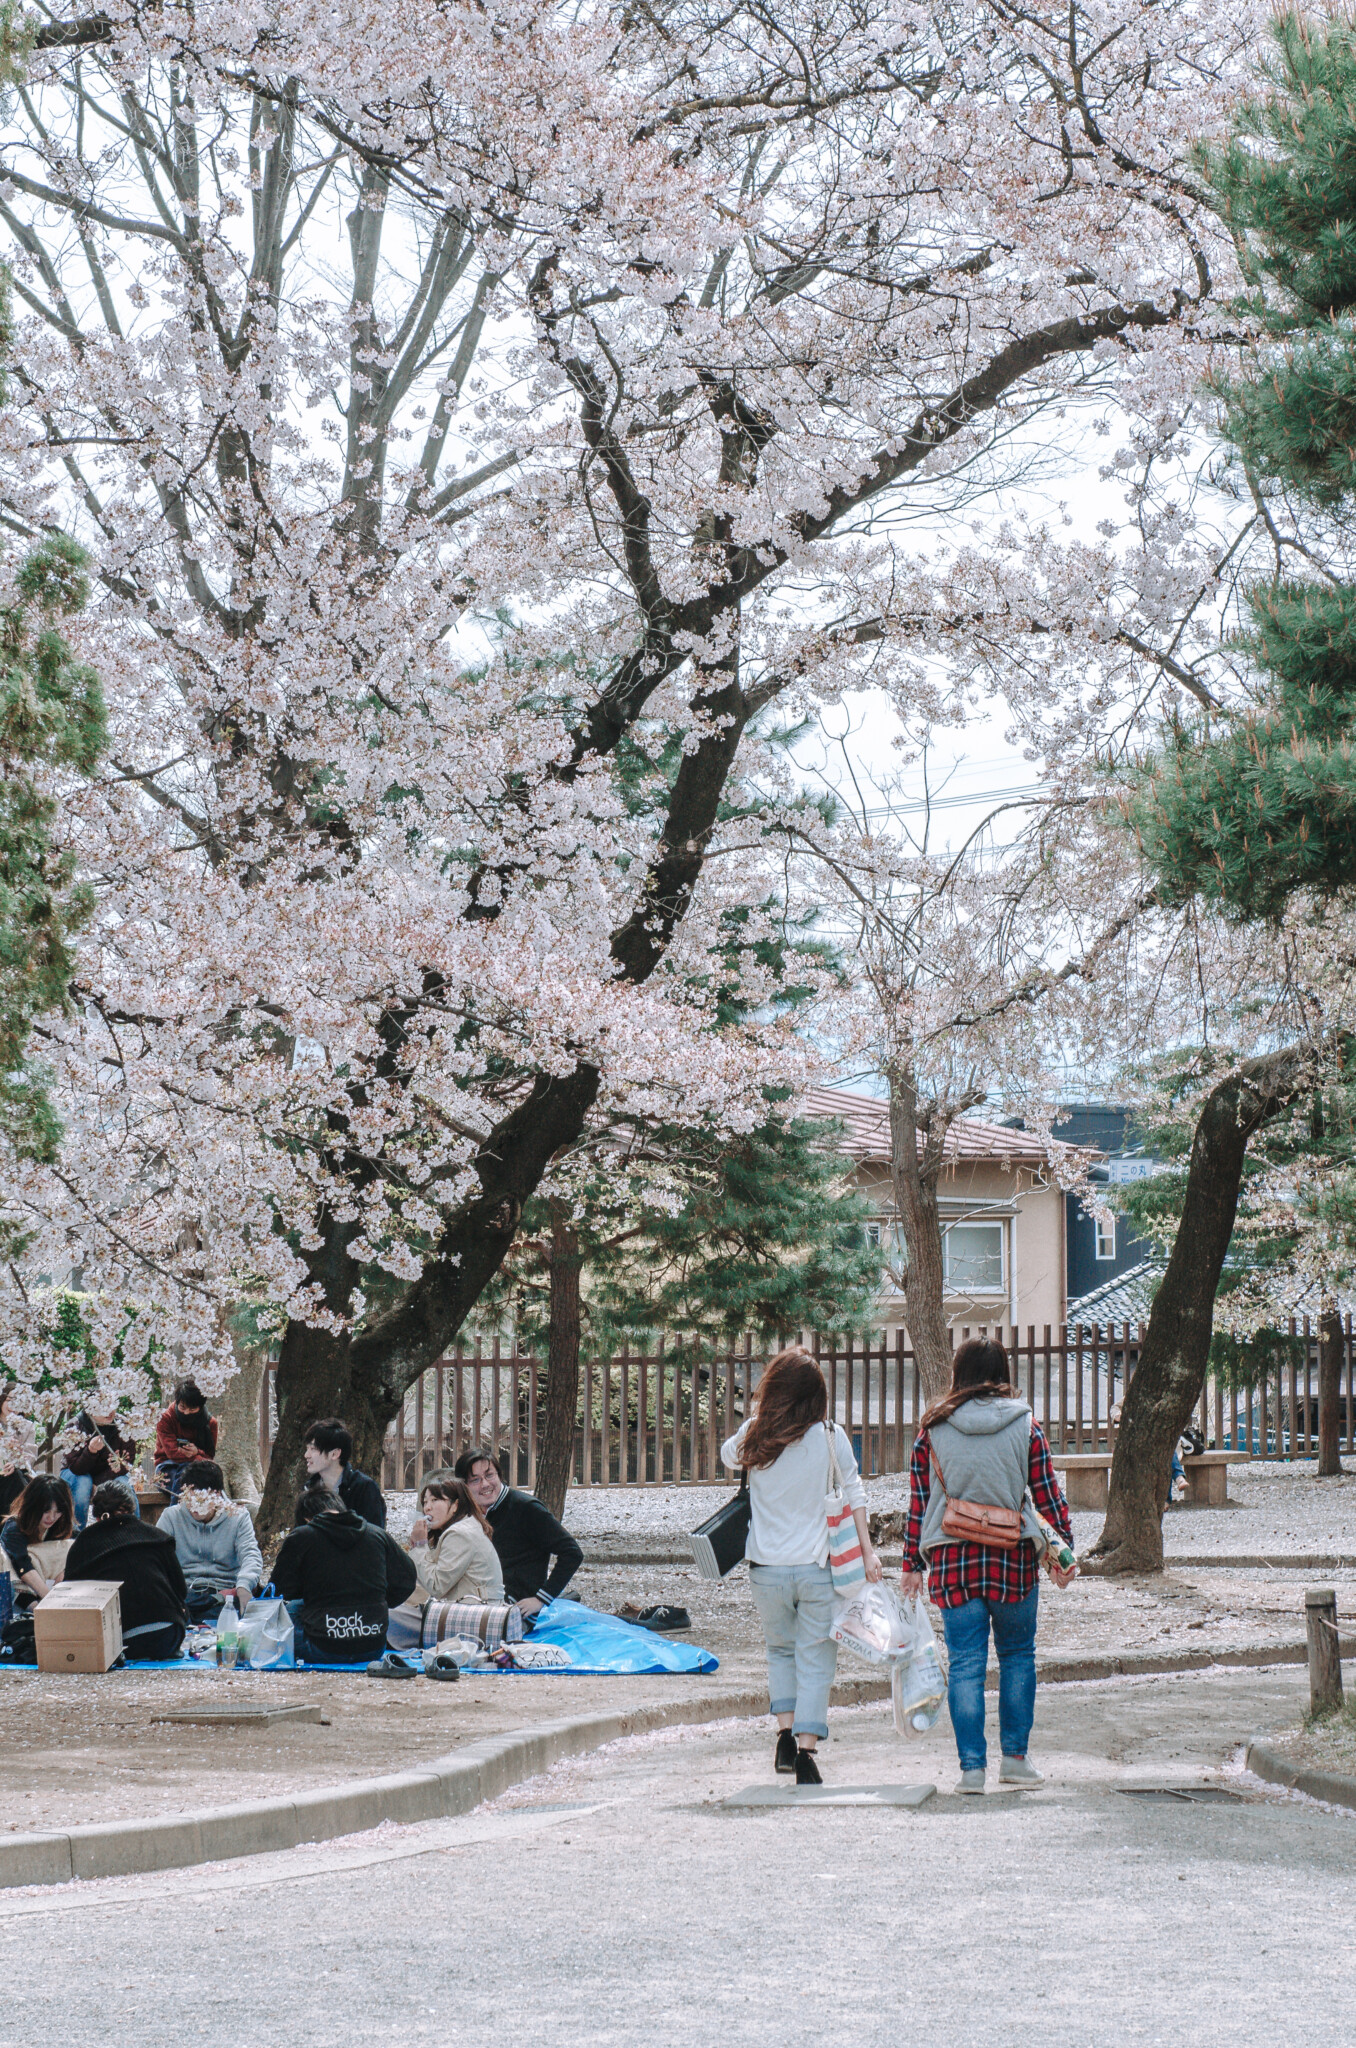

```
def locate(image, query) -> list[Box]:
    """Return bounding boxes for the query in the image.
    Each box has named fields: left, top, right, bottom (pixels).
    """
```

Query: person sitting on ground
left=453, top=1447, right=583, bottom=1617
left=0, top=1387, right=37, bottom=1520
left=301, top=1417, right=387, bottom=1527
left=271, top=1485, right=416, bottom=1664
left=64, top=1483, right=189, bottom=1661
left=158, top=1462, right=263, bottom=1622
left=154, top=1379, right=220, bottom=1500
left=409, top=1479, right=505, bottom=1604
left=1, top=1475, right=75, bottom=1606
left=60, top=1407, right=140, bottom=1530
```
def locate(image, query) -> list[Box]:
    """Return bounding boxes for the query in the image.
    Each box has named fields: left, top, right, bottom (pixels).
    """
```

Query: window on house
left=864, top=1222, right=882, bottom=1249
left=1094, top=1215, right=1117, bottom=1261
left=943, top=1222, right=1004, bottom=1292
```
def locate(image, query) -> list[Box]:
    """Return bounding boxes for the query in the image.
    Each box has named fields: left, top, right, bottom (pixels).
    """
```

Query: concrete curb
left=1246, top=1737, right=1356, bottom=1813
left=584, top=1549, right=1356, bottom=1571
left=3, top=1643, right=1348, bottom=1890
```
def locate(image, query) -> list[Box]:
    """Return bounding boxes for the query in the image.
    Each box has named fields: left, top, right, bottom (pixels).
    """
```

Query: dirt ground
left=5, top=1547, right=1352, bottom=1834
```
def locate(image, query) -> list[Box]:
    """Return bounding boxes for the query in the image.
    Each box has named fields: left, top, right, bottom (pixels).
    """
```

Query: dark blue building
left=1057, top=1105, right=1157, bottom=1307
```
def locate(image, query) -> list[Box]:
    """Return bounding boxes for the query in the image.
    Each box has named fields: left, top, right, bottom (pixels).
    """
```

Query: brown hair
left=739, top=1349, right=829, bottom=1469
left=421, top=1477, right=489, bottom=1540
left=13, top=1474, right=74, bottom=1543
left=919, top=1337, right=1016, bottom=1432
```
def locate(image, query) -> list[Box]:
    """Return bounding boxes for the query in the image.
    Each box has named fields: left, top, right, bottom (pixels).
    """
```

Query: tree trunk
left=217, top=1335, right=268, bottom=1506
left=1087, top=1044, right=1319, bottom=1576
left=1318, top=1305, right=1346, bottom=1478
left=888, top=1067, right=954, bottom=1404
left=535, top=1206, right=582, bottom=1519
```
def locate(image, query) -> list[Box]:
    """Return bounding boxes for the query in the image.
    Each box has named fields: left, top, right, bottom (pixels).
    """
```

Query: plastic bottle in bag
left=216, top=1593, right=239, bottom=1670
left=892, top=1642, right=946, bottom=1734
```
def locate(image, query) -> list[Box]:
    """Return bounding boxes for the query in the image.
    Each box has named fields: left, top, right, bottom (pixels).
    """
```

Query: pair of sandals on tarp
left=367, top=1595, right=713, bottom=1680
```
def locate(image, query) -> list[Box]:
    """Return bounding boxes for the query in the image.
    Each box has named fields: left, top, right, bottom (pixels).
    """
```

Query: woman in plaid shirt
left=901, top=1338, right=1074, bottom=1794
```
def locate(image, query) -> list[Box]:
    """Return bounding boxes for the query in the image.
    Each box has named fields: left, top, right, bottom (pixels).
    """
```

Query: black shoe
left=635, top=1604, right=692, bottom=1633
left=794, top=1748, right=823, bottom=1786
left=775, top=1730, right=797, bottom=1774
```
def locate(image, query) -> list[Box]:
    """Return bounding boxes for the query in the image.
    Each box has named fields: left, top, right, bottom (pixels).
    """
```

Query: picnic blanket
left=505, top=1597, right=718, bottom=1675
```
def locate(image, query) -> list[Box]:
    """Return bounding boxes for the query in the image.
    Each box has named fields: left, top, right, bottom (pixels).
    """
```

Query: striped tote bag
left=824, top=1421, right=866, bottom=1592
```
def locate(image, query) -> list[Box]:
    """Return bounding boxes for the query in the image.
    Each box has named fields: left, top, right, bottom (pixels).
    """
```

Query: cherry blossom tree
left=0, top=3, right=1269, bottom=1530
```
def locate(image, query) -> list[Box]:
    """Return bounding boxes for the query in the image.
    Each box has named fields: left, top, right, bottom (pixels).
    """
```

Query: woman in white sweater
left=410, top=1479, right=504, bottom=1603
left=722, top=1348, right=881, bottom=1785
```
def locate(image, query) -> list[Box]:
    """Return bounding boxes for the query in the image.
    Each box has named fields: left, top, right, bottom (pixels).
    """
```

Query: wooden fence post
left=1305, top=1587, right=1344, bottom=1714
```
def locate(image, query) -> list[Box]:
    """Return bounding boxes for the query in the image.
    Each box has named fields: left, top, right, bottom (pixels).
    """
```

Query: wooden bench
left=1051, top=1450, right=1249, bottom=1512
left=134, top=1487, right=173, bottom=1526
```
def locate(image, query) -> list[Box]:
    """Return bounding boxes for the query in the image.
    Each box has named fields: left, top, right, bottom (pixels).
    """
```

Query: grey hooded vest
left=919, top=1396, right=1039, bottom=1558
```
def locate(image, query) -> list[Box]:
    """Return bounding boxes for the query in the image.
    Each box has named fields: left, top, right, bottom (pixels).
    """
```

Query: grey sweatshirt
left=919, top=1397, right=1039, bottom=1558
left=159, top=1500, right=264, bottom=1595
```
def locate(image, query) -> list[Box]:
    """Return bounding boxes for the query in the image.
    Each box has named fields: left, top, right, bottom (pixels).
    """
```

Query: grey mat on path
left=720, top=1782, right=935, bottom=1808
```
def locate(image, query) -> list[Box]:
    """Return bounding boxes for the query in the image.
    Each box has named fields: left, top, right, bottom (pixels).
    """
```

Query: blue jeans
left=940, top=1588, right=1039, bottom=1771
left=60, top=1471, right=139, bottom=1531
left=747, top=1563, right=838, bottom=1740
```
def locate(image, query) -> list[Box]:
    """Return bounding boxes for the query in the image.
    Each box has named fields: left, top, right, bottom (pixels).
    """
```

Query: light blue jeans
left=940, top=1588, right=1039, bottom=1771
left=748, top=1562, right=838, bottom=1739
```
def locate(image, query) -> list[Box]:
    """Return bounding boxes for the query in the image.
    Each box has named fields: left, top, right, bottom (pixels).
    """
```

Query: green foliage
left=492, top=1104, right=885, bottom=1359
left=0, top=529, right=106, bottom=1160
left=1129, top=14, right=1356, bottom=921
left=1208, top=1325, right=1306, bottom=1394
left=590, top=1107, right=885, bottom=1351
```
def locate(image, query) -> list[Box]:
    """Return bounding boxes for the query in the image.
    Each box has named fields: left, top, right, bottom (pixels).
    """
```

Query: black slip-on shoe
left=794, top=1748, right=823, bottom=1786
left=367, top=1652, right=419, bottom=1679
left=636, top=1604, right=692, bottom=1633
left=775, top=1729, right=798, bottom=1774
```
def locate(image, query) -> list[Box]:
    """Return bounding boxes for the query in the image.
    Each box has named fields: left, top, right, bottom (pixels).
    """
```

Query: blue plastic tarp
left=516, top=1597, right=718, bottom=1675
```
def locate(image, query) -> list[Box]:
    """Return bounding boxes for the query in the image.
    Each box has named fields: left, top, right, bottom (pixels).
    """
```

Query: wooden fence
left=259, top=1317, right=1356, bottom=1492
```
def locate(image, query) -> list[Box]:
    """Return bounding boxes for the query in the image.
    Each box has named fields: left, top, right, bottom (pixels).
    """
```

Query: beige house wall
left=852, top=1159, right=1067, bottom=1340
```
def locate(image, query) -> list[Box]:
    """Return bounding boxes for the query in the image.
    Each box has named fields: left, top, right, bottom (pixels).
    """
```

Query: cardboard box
left=34, top=1580, right=123, bottom=1673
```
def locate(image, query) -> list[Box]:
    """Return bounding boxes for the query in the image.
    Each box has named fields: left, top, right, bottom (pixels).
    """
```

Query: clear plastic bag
left=830, top=1580, right=913, bottom=1664
left=890, top=1595, right=947, bottom=1736
left=238, top=1594, right=295, bottom=1670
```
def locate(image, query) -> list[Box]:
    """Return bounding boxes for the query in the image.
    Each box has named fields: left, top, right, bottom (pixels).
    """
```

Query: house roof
left=803, top=1084, right=1087, bottom=1170
left=1067, top=1260, right=1162, bottom=1332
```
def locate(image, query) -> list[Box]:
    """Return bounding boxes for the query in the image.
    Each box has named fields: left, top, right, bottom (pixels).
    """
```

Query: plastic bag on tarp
left=238, top=1594, right=295, bottom=1670
left=830, top=1581, right=913, bottom=1664
left=518, top=1597, right=719, bottom=1675
left=891, top=1596, right=946, bottom=1736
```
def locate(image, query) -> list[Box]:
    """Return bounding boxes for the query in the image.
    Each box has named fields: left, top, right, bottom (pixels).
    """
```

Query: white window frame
left=1094, top=1214, right=1117, bottom=1261
left=943, top=1220, right=1006, bottom=1295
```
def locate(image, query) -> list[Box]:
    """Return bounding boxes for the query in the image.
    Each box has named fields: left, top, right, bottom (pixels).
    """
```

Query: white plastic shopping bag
left=891, top=1594, right=946, bottom=1736
left=831, top=1580, right=913, bottom=1663
left=238, top=1594, right=295, bottom=1670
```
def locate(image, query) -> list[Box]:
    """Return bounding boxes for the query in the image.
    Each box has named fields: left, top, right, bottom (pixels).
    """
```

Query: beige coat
left=413, top=1517, right=504, bottom=1604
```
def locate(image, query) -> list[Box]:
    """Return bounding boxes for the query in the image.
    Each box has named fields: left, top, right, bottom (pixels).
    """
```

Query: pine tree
left=489, top=1103, right=883, bottom=1515
left=1130, top=13, right=1356, bottom=919
left=0, top=264, right=105, bottom=1173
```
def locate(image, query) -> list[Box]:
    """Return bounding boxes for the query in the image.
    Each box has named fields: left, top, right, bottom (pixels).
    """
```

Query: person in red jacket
left=154, top=1379, right=220, bottom=1501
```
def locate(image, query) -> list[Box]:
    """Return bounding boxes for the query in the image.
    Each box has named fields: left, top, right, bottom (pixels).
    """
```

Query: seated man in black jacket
left=271, top=1488, right=416, bottom=1664
left=302, top=1417, right=387, bottom=1527
left=64, top=1483, right=188, bottom=1661
left=454, top=1447, right=583, bottom=1619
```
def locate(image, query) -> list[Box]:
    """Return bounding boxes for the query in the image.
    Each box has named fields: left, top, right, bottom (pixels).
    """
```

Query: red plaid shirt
left=900, top=1419, right=1072, bottom=1607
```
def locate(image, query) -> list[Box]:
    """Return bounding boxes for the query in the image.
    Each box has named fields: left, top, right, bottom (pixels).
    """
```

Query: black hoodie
left=271, top=1508, right=417, bottom=1662
left=64, top=1515, right=188, bottom=1651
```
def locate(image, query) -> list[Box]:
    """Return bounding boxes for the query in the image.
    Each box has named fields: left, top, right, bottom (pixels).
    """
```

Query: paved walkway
left=1, top=1665, right=1350, bottom=2048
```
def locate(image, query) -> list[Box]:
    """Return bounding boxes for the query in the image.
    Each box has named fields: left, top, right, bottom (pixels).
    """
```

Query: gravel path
left=0, top=1665, right=1350, bottom=2048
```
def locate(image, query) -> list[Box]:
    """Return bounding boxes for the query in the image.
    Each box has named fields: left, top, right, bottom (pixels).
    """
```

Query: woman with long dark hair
left=900, top=1338, right=1074, bottom=1794
left=1, top=1474, right=75, bottom=1604
left=722, top=1348, right=882, bottom=1784
left=409, top=1478, right=504, bottom=1603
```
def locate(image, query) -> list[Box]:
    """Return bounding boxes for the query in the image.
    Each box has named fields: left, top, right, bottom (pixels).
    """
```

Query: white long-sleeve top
left=721, top=1419, right=866, bottom=1567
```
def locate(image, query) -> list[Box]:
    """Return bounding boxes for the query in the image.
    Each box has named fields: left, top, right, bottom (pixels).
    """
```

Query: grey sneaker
left=957, top=1768, right=986, bottom=1795
left=999, top=1755, right=1043, bottom=1786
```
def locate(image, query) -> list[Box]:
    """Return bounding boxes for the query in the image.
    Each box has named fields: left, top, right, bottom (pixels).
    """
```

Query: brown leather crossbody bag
left=927, top=1433, right=1023, bottom=1550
